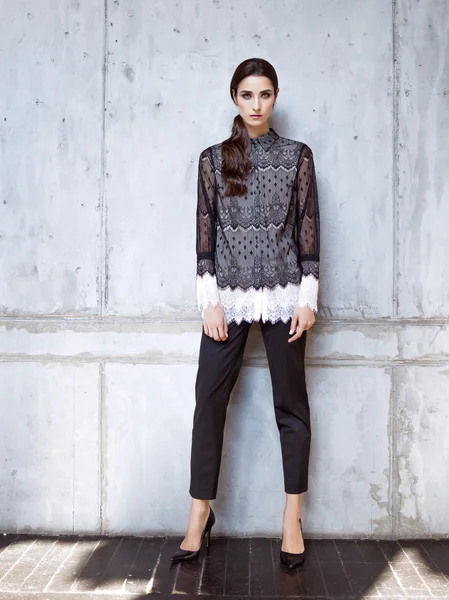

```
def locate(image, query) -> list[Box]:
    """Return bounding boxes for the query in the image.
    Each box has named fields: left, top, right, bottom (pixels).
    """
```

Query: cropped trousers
left=189, top=318, right=311, bottom=499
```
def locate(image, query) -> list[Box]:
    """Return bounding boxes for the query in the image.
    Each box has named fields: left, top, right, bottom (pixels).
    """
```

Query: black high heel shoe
left=280, top=517, right=306, bottom=569
left=171, top=506, right=216, bottom=562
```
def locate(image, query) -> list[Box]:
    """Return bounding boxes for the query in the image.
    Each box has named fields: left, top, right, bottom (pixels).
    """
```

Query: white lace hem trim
left=196, top=273, right=220, bottom=311
left=197, top=273, right=319, bottom=324
left=297, top=274, right=319, bottom=313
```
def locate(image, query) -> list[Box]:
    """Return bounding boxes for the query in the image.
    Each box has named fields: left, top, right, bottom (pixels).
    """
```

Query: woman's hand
left=288, top=305, right=315, bottom=343
left=203, top=304, right=228, bottom=341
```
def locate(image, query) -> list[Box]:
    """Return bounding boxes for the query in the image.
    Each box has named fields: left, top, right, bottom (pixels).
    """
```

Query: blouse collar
left=250, top=127, right=279, bottom=152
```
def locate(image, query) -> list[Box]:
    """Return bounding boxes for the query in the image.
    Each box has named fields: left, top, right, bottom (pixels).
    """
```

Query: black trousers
left=189, top=318, right=311, bottom=499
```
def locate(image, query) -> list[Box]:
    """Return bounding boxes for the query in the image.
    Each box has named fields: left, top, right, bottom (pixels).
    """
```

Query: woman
left=171, top=57, right=320, bottom=570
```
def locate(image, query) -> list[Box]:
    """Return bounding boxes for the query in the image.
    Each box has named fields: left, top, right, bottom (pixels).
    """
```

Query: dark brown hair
left=222, top=58, right=279, bottom=197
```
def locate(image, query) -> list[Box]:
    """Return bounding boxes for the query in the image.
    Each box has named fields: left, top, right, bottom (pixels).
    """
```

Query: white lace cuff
left=197, top=272, right=220, bottom=314
left=296, top=274, right=319, bottom=313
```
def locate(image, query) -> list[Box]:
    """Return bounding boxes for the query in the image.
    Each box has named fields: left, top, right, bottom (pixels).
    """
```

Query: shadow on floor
left=0, top=533, right=448, bottom=598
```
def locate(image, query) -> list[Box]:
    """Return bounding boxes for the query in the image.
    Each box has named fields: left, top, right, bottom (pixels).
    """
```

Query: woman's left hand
left=288, top=305, right=315, bottom=342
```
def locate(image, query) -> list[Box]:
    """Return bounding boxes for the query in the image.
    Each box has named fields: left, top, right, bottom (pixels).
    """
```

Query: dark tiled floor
left=0, top=533, right=448, bottom=599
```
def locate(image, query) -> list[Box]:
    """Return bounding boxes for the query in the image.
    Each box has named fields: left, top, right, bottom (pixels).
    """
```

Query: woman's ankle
left=191, top=498, right=210, bottom=512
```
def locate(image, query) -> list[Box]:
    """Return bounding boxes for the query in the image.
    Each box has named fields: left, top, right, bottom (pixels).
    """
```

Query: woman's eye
left=242, top=93, right=270, bottom=99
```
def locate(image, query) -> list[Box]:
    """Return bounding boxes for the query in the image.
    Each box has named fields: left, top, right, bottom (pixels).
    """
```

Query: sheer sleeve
left=294, top=144, right=320, bottom=313
left=196, top=147, right=220, bottom=314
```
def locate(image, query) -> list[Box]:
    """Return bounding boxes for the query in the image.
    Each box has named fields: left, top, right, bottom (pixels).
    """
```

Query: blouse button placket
left=252, top=142, right=262, bottom=288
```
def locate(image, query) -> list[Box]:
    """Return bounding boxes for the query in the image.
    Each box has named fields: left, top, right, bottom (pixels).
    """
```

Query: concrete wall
left=0, top=0, right=448, bottom=538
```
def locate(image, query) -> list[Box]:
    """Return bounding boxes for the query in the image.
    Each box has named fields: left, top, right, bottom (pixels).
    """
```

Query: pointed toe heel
left=171, top=506, right=216, bottom=563
left=279, top=517, right=306, bottom=569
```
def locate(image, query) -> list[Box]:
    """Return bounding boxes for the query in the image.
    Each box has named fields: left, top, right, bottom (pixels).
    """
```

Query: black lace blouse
left=196, top=127, right=320, bottom=325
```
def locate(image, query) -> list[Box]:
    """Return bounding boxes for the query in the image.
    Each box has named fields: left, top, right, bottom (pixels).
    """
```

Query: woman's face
left=233, top=75, right=278, bottom=132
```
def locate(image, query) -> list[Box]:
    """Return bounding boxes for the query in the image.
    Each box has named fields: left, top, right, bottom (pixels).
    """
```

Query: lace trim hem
left=196, top=273, right=220, bottom=311
left=197, top=275, right=319, bottom=324
left=297, top=274, right=319, bottom=313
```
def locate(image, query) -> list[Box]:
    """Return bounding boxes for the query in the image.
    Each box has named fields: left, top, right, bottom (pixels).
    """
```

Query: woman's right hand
left=203, top=304, right=228, bottom=341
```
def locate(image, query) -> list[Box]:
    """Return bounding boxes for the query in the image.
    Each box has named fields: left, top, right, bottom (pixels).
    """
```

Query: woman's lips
left=251, top=115, right=262, bottom=118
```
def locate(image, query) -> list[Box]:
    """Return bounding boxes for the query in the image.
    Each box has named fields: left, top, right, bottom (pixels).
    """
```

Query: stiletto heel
left=171, top=506, right=216, bottom=562
left=280, top=517, right=306, bottom=569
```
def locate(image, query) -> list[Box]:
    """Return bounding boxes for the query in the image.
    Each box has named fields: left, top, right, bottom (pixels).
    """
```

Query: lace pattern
left=197, top=274, right=319, bottom=324
left=195, top=128, right=320, bottom=324
left=217, top=282, right=304, bottom=325
left=197, top=273, right=220, bottom=312
left=297, top=274, right=319, bottom=313
left=197, top=257, right=215, bottom=278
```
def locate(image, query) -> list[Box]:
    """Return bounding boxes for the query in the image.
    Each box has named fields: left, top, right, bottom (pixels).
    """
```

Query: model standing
left=171, top=58, right=320, bottom=569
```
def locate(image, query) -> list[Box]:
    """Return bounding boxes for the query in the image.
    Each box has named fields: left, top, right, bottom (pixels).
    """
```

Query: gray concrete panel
left=397, top=0, right=449, bottom=317
left=305, top=365, right=391, bottom=536
left=0, top=363, right=100, bottom=533
left=396, top=366, right=449, bottom=536
left=0, top=1, right=104, bottom=315
left=0, top=320, right=399, bottom=363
